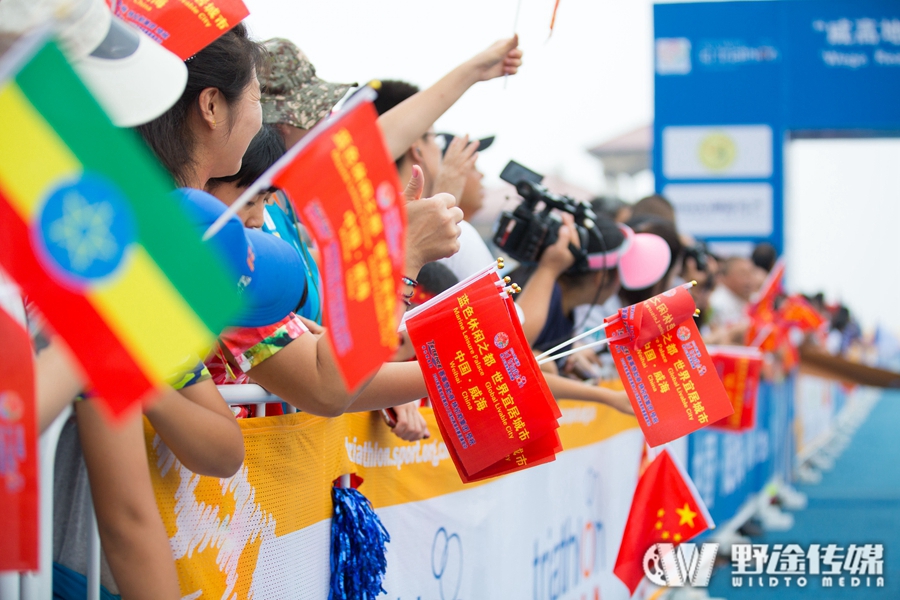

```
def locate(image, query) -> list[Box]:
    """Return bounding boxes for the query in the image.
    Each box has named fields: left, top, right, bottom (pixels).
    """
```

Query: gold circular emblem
left=698, top=132, right=737, bottom=171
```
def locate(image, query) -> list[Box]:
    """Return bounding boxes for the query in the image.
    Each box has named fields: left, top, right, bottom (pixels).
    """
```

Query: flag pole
left=535, top=321, right=610, bottom=361
left=538, top=334, right=618, bottom=365
left=202, top=86, right=379, bottom=240
left=504, top=0, right=523, bottom=89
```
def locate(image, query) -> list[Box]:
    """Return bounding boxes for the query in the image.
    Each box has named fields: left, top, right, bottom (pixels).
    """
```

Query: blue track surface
left=706, top=390, right=900, bottom=599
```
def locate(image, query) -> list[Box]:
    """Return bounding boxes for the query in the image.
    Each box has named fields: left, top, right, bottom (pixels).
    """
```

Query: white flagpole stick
left=504, top=0, right=523, bottom=89
left=202, top=86, right=378, bottom=240
left=538, top=335, right=615, bottom=365
left=535, top=321, right=610, bottom=361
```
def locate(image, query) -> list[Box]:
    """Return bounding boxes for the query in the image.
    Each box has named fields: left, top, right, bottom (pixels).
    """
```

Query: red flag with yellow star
left=613, top=449, right=714, bottom=595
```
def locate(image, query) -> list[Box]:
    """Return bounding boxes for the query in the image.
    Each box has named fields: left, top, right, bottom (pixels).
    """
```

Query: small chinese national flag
left=613, top=449, right=714, bottom=595
left=266, top=90, right=406, bottom=390
left=0, top=304, right=39, bottom=571
left=605, top=284, right=733, bottom=446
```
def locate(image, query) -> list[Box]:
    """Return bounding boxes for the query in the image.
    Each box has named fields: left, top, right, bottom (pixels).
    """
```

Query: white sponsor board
left=379, top=429, right=644, bottom=600
left=663, top=125, right=773, bottom=179
left=663, top=183, right=774, bottom=237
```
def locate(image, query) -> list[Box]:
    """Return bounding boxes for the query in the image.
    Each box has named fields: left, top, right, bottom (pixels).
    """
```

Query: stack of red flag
left=604, top=284, right=733, bottom=446
left=404, top=264, right=562, bottom=483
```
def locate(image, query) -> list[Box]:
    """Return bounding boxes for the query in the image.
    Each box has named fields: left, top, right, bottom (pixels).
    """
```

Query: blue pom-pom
left=329, top=486, right=391, bottom=599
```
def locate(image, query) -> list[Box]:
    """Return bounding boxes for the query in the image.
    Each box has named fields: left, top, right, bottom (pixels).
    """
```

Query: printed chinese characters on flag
left=605, top=284, right=733, bottom=447
left=614, top=449, right=713, bottom=595
left=109, top=0, right=250, bottom=59
left=404, top=265, right=561, bottom=483
left=270, top=96, right=405, bottom=390
left=0, top=305, right=38, bottom=571
left=709, top=346, right=763, bottom=431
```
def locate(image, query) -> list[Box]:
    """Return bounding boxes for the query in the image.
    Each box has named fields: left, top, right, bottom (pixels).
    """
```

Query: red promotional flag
left=608, top=283, right=697, bottom=349
left=606, top=286, right=733, bottom=447
left=708, top=346, right=763, bottom=431
left=778, top=294, right=827, bottom=332
left=109, top=0, right=249, bottom=59
left=264, top=92, right=405, bottom=390
left=748, top=258, right=785, bottom=315
left=613, top=449, right=714, bottom=595
left=0, top=305, right=39, bottom=571
left=405, top=265, right=561, bottom=482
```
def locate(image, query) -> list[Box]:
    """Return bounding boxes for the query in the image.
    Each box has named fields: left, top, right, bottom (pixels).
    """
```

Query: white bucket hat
left=0, top=0, right=187, bottom=127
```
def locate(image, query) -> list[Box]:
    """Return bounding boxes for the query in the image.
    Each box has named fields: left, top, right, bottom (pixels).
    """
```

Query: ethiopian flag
left=0, top=37, right=241, bottom=417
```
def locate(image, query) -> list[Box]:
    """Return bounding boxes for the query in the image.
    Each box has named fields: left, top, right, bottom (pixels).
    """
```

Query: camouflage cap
left=260, top=38, right=355, bottom=130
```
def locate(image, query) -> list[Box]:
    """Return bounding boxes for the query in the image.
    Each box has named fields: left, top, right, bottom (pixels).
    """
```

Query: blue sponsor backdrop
left=654, top=0, right=900, bottom=252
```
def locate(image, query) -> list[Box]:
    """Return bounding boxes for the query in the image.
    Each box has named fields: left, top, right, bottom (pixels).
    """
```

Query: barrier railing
left=4, top=375, right=880, bottom=599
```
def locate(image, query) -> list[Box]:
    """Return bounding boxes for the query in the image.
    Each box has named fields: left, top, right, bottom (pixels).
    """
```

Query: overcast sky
left=243, top=0, right=657, bottom=192
left=244, top=1, right=900, bottom=335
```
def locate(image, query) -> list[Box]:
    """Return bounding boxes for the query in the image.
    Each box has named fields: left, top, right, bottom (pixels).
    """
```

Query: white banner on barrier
left=378, top=429, right=644, bottom=600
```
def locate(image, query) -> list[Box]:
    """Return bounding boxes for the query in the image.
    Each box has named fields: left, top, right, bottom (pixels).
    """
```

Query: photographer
left=514, top=213, right=627, bottom=350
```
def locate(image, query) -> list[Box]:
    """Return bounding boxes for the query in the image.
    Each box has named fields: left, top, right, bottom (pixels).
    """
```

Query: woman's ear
left=406, top=145, right=422, bottom=166
left=197, top=87, right=223, bottom=131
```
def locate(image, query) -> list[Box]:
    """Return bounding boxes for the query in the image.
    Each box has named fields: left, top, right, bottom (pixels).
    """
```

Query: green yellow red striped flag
left=0, top=37, right=241, bottom=416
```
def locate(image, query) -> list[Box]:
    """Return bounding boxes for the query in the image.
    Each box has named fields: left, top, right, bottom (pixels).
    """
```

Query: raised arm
left=379, top=36, right=522, bottom=160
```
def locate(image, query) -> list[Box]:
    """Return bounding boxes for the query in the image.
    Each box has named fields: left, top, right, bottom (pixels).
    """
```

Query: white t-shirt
left=438, top=220, right=495, bottom=281
left=709, top=285, right=749, bottom=327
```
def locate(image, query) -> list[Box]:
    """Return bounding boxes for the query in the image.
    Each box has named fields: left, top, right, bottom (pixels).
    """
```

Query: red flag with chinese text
left=607, top=283, right=697, bottom=349
left=0, top=305, right=38, bottom=571
left=271, top=98, right=406, bottom=390
left=748, top=258, right=785, bottom=315
left=405, top=266, right=561, bottom=482
left=613, top=449, right=714, bottom=595
left=708, top=346, right=763, bottom=431
left=109, top=0, right=249, bottom=60
left=778, top=294, right=827, bottom=333
left=605, top=286, right=733, bottom=447
left=744, top=259, right=785, bottom=350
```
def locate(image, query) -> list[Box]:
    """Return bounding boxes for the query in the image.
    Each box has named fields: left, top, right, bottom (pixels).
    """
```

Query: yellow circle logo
left=698, top=132, right=737, bottom=171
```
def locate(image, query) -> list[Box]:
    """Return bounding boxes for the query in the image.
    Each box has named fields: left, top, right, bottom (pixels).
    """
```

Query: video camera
left=493, top=160, right=603, bottom=273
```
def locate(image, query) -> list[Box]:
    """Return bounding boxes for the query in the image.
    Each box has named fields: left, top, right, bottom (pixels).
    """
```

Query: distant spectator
left=709, top=256, right=756, bottom=327
left=630, top=194, right=675, bottom=225
left=592, top=196, right=632, bottom=223
left=751, top=242, right=778, bottom=273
